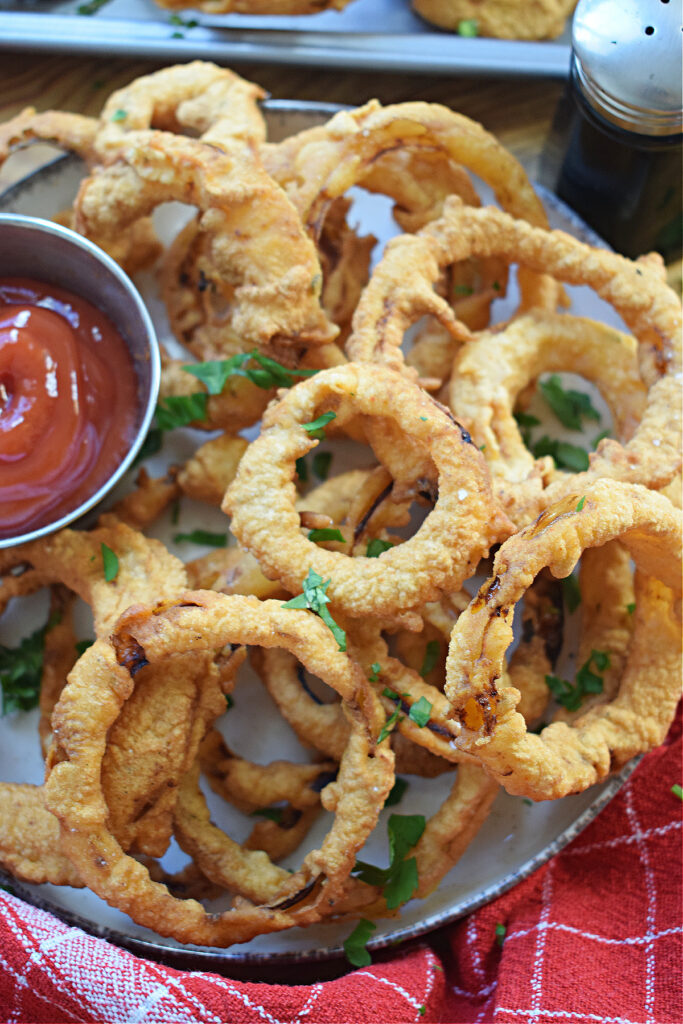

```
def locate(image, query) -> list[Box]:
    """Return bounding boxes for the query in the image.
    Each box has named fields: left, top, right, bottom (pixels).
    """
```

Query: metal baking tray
left=0, top=0, right=572, bottom=76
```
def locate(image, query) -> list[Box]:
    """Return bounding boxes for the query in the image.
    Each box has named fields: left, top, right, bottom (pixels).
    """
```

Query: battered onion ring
left=0, top=522, right=222, bottom=858
left=450, top=310, right=649, bottom=527
left=416, top=200, right=681, bottom=502
left=95, top=61, right=266, bottom=156
left=74, top=130, right=336, bottom=353
left=0, top=108, right=97, bottom=164
left=412, top=0, right=576, bottom=39
left=225, top=363, right=511, bottom=618
left=45, top=593, right=392, bottom=944
left=445, top=481, right=682, bottom=800
left=553, top=541, right=635, bottom=725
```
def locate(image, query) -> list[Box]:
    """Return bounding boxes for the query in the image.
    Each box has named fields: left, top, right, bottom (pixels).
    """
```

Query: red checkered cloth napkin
left=1, top=715, right=681, bottom=1024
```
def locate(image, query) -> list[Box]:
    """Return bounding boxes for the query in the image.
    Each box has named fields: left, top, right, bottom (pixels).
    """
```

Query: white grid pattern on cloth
left=485, top=772, right=682, bottom=1024
left=623, top=786, right=658, bottom=1024
left=495, top=1009, right=656, bottom=1023
left=561, top=820, right=681, bottom=859
left=529, top=863, right=554, bottom=1014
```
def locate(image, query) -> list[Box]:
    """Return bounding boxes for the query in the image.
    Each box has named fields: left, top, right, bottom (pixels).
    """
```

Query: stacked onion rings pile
left=0, top=62, right=680, bottom=950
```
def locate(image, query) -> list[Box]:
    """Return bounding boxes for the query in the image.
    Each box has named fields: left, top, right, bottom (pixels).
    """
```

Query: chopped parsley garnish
left=522, top=798, right=534, bottom=806
left=409, top=696, right=432, bottom=728
left=593, top=429, right=611, bottom=448
left=384, top=776, right=408, bottom=808
left=225, top=694, right=234, bottom=710
left=308, top=527, right=345, bottom=544
left=173, top=530, right=227, bottom=548
left=495, top=922, right=506, bottom=946
left=250, top=807, right=283, bottom=823
left=514, top=411, right=541, bottom=446
left=155, top=393, right=208, bottom=431
left=457, top=17, right=479, bottom=36
left=0, top=611, right=60, bottom=715
left=369, top=662, right=381, bottom=684
left=420, top=640, right=440, bottom=678
left=626, top=602, right=636, bottom=615
left=545, top=648, right=609, bottom=712
left=366, top=538, right=393, bottom=558
left=312, top=451, right=333, bottom=481
left=419, top=1007, right=426, bottom=1017
left=282, top=568, right=346, bottom=651
left=576, top=495, right=587, bottom=512
left=672, top=784, right=682, bottom=801
left=353, top=813, right=426, bottom=909
left=343, top=918, right=376, bottom=967
left=170, top=497, right=181, bottom=526
left=531, top=436, right=589, bottom=472
left=539, top=374, right=601, bottom=431
left=183, top=351, right=317, bottom=395
left=302, top=411, right=336, bottom=440
left=74, top=638, right=94, bottom=657
left=169, top=12, right=198, bottom=26
left=76, top=0, right=112, bottom=13
left=562, top=573, right=581, bottom=614
left=110, top=108, right=127, bottom=122
left=295, top=457, right=309, bottom=483
left=101, top=543, right=119, bottom=582
left=378, top=707, right=402, bottom=744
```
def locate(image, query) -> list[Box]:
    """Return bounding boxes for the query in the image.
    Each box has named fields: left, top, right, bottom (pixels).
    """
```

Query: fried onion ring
left=445, top=481, right=682, bottom=800
left=225, top=363, right=511, bottom=618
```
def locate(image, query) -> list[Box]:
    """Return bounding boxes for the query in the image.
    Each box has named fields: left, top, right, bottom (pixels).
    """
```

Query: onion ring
left=445, top=480, right=682, bottom=800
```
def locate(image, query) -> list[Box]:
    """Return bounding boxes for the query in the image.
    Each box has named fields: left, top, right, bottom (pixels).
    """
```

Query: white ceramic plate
left=0, top=101, right=635, bottom=975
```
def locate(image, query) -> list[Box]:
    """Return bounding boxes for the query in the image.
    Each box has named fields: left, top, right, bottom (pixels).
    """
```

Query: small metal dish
left=0, top=212, right=160, bottom=548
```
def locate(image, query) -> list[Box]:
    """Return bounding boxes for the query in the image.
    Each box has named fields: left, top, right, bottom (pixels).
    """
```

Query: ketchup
left=0, top=277, right=139, bottom=539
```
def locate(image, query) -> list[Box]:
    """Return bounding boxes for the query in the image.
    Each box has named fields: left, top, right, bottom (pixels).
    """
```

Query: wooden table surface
left=0, top=52, right=565, bottom=190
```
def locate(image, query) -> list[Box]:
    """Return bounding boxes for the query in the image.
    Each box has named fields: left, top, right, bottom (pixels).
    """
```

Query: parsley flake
left=343, top=918, right=376, bottom=967
left=282, top=568, right=346, bottom=651
left=420, top=639, right=440, bottom=678
left=353, top=814, right=426, bottom=909
left=0, top=612, right=60, bottom=715
left=173, top=530, right=227, bottom=548
left=368, top=662, right=381, bottom=684
left=495, top=922, right=506, bottom=946
left=366, top=538, right=393, bottom=558
left=576, top=495, right=586, bottom=512
left=302, top=410, right=336, bottom=440
left=308, top=527, right=345, bottom=544
left=183, top=351, right=317, bottom=395
left=457, top=17, right=479, bottom=35
left=74, top=638, right=94, bottom=657
left=132, top=426, right=163, bottom=467
left=384, top=776, right=408, bottom=807
left=562, top=573, right=581, bottom=613
left=76, top=0, right=112, bottom=13
left=110, top=108, right=127, bottom=122
left=250, top=807, right=283, bottom=824
left=532, top=436, right=589, bottom=472
left=672, top=784, right=682, bottom=801
left=409, top=696, right=432, bottom=728
left=155, top=393, right=208, bottom=431
left=101, top=543, right=119, bottom=582
left=626, top=602, right=636, bottom=615
left=295, top=457, right=309, bottom=483
left=539, top=374, right=601, bottom=431
left=312, top=451, right=333, bottom=481
left=545, top=649, right=609, bottom=711
left=378, top=707, right=401, bottom=744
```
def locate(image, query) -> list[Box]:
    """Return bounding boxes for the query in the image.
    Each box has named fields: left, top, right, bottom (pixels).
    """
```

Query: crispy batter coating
left=225, top=363, right=511, bottom=618
left=445, top=481, right=682, bottom=800
left=412, top=0, right=577, bottom=39
left=450, top=310, right=649, bottom=527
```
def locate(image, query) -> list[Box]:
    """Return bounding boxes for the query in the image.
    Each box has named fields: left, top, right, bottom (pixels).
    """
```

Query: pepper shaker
left=540, top=0, right=682, bottom=262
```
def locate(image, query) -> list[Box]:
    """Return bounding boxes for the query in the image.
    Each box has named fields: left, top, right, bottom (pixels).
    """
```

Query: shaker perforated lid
left=572, top=0, right=683, bottom=135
